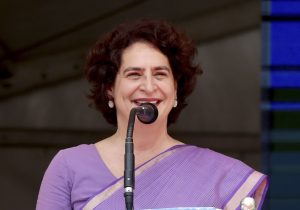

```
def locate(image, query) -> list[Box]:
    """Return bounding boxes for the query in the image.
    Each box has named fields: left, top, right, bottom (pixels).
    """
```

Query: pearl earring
left=173, top=99, right=178, bottom=108
left=108, top=100, right=114, bottom=108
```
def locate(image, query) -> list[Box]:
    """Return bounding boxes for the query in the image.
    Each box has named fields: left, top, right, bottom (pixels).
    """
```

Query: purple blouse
left=36, top=144, right=268, bottom=210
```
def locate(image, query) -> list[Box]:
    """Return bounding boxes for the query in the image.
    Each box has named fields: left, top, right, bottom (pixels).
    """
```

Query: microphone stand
left=124, top=108, right=137, bottom=210
left=124, top=103, right=158, bottom=210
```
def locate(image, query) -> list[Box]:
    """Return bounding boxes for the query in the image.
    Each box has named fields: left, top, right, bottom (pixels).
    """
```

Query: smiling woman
left=36, top=19, right=268, bottom=210
left=85, top=19, right=200, bottom=127
left=110, top=41, right=177, bottom=128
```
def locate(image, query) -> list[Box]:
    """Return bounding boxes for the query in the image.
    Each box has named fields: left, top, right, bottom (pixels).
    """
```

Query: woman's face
left=109, top=41, right=177, bottom=126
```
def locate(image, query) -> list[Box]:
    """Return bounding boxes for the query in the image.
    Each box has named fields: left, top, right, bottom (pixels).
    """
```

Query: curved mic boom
left=124, top=103, right=158, bottom=210
left=136, top=103, right=158, bottom=124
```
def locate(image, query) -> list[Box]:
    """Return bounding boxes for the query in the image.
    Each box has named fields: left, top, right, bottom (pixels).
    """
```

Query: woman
left=36, top=19, right=268, bottom=210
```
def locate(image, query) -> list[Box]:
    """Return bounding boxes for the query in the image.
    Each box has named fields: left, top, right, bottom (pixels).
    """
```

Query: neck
left=114, top=119, right=172, bottom=154
left=134, top=121, right=170, bottom=151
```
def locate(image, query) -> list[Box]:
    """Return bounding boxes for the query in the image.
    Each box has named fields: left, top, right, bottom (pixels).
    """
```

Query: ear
left=106, top=86, right=114, bottom=99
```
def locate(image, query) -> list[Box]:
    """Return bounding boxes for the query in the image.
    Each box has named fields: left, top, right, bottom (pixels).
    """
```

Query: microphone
left=124, top=103, right=158, bottom=210
left=136, top=103, right=158, bottom=124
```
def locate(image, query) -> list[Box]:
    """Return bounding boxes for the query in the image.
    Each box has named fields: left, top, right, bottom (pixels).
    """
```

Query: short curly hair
left=85, top=19, right=202, bottom=126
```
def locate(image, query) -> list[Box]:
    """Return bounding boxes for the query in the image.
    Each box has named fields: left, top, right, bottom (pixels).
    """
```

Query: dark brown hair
left=85, top=19, right=202, bottom=126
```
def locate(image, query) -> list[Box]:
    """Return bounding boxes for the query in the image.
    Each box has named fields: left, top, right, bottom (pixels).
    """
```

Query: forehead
left=124, top=41, right=157, bottom=52
left=120, top=41, right=170, bottom=66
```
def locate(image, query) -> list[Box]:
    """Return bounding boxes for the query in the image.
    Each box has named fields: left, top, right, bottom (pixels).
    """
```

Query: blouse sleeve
left=36, top=150, right=73, bottom=210
left=253, top=174, right=269, bottom=210
left=223, top=169, right=269, bottom=210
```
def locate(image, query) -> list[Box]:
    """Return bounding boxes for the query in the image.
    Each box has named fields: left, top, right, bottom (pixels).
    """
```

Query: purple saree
left=37, top=144, right=268, bottom=210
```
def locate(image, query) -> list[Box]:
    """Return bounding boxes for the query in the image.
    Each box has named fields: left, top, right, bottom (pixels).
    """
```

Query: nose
left=140, top=74, right=157, bottom=93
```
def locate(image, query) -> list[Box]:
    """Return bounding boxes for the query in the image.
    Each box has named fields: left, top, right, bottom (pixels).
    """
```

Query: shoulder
left=37, top=145, right=95, bottom=209
left=58, top=144, right=94, bottom=156
left=181, top=145, right=253, bottom=173
left=46, top=144, right=97, bottom=178
left=181, top=145, right=243, bottom=163
left=180, top=145, right=269, bottom=208
left=42, top=144, right=99, bottom=189
left=56, top=144, right=96, bottom=160
left=52, top=144, right=97, bottom=169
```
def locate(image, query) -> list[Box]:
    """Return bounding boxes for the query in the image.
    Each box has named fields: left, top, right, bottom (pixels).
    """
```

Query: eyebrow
left=123, top=67, right=143, bottom=74
left=153, top=66, right=171, bottom=71
left=123, top=66, right=171, bottom=74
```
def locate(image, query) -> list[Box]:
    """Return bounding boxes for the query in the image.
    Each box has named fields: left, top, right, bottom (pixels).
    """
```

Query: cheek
left=160, top=82, right=176, bottom=95
left=115, top=81, right=140, bottom=97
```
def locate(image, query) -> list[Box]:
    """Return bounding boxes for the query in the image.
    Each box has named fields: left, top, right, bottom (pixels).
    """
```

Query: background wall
left=262, top=0, right=300, bottom=209
left=0, top=0, right=264, bottom=209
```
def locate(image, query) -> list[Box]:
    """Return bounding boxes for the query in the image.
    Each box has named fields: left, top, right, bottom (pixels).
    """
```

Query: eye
left=154, top=71, right=168, bottom=79
left=126, top=72, right=142, bottom=80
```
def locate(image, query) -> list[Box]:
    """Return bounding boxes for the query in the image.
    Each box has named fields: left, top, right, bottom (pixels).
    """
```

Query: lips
left=132, top=99, right=161, bottom=106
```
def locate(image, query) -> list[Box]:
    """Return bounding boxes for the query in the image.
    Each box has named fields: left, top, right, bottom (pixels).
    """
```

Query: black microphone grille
left=136, top=103, right=158, bottom=124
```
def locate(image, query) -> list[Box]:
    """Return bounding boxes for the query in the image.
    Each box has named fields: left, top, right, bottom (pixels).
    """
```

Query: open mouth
left=133, top=100, right=161, bottom=106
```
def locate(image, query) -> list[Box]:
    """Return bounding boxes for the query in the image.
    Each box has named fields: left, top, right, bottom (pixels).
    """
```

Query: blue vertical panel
left=262, top=0, right=300, bottom=209
left=271, top=22, right=300, bottom=66
left=270, top=71, right=300, bottom=88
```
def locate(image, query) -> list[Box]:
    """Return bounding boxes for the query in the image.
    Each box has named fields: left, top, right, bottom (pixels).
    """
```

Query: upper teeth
left=135, top=100, right=158, bottom=105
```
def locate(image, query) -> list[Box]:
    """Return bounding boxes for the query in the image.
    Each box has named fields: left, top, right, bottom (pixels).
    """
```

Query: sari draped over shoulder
left=82, top=145, right=268, bottom=210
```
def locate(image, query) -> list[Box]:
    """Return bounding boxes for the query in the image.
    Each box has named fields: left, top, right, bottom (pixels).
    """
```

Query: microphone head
left=136, top=103, right=158, bottom=124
